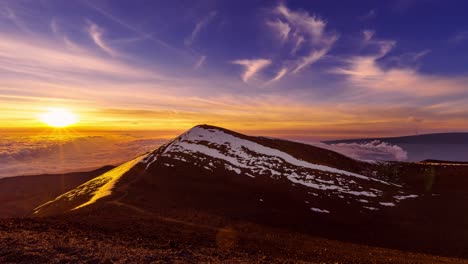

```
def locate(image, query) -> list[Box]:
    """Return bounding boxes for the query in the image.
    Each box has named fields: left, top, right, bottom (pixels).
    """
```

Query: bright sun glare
left=39, top=108, right=79, bottom=128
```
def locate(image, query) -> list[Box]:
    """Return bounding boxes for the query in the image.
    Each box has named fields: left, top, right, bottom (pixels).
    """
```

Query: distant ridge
left=324, top=132, right=468, bottom=144
left=419, top=159, right=468, bottom=165
left=324, top=132, right=468, bottom=162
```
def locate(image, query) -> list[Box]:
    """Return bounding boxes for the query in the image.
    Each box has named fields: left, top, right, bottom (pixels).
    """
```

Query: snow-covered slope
left=142, top=125, right=417, bottom=213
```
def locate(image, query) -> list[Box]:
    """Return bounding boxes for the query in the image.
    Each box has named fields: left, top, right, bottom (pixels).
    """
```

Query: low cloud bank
left=0, top=133, right=168, bottom=178
left=313, top=140, right=408, bottom=162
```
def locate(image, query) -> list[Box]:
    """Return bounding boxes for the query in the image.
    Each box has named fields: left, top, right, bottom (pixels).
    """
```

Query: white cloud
left=274, top=3, right=338, bottom=74
left=270, top=67, right=288, bottom=82
left=267, top=19, right=291, bottom=42
left=185, top=11, right=217, bottom=46
left=0, top=133, right=167, bottom=178
left=292, top=39, right=336, bottom=74
left=232, top=59, right=272, bottom=82
left=87, top=22, right=118, bottom=57
left=314, top=141, right=408, bottom=162
left=276, top=3, right=325, bottom=40
left=332, top=35, right=466, bottom=96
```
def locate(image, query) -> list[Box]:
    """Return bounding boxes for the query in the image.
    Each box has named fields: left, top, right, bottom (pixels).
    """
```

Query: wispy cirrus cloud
left=332, top=34, right=467, bottom=97
left=264, top=3, right=338, bottom=77
left=275, top=3, right=325, bottom=40
left=87, top=22, right=118, bottom=57
left=0, top=32, right=153, bottom=81
left=267, top=19, right=291, bottom=42
left=185, top=11, right=217, bottom=46
left=269, top=67, right=288, bottom=83
left=83, top=0, right=173, bottom=50
left=292, top=40, right=336, bottom=74
left=231, top=59, right=272, bottom=83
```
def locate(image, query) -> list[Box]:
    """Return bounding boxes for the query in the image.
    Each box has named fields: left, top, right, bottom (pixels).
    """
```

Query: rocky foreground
left=1, top=217, right=466, bottom=264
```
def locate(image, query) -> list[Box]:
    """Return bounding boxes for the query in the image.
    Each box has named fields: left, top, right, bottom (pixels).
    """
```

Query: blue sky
left=0, top=0, right=467, bottom=138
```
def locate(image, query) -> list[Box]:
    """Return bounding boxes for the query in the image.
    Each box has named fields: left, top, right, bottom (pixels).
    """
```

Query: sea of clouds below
left=0, top=133, right=168, bottom=178
left=313, top=140, right=408, bottom=162
left=0, top=131, right=410, bottom=178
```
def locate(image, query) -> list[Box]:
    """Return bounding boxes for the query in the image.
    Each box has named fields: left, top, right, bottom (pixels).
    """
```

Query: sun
left=39, top=108, right=79, bottom=128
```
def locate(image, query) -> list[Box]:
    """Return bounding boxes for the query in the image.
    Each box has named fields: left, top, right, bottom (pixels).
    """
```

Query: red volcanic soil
left=1, top=215, right=466, bottom=264
left=0, top=216, right=468, bottom=263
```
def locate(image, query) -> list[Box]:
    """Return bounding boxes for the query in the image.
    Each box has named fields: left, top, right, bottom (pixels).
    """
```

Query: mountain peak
left=35, top=125, right=419, bottom=219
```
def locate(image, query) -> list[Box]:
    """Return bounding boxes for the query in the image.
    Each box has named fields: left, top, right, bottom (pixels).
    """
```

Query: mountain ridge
left=27, top=124, right=468, bottom=260
left=34, top=124, right=417, bottom=218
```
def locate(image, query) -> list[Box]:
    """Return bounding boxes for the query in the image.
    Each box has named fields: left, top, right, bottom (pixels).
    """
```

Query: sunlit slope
left=33, top=154, right=147, bottom=216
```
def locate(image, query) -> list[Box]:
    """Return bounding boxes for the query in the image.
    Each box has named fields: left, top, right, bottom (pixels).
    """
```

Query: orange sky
left=1, top=2, right=468, bottom=140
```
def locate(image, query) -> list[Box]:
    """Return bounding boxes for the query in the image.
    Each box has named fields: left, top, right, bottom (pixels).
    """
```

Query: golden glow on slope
left=72, top=154, right=147, bottom=210
left=32, top=154, right=148, bottom=214
left=39, top=108, right=78, bottom=128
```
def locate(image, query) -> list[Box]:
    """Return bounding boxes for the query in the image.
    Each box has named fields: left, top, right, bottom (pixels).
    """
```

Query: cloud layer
left=0, top=132, right=168, bottom=178
left=324, top=140, right=408, bottom=162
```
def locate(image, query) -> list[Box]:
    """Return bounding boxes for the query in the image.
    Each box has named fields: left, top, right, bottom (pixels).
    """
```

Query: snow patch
left=394, top=194, right=418, bottom=200
left=311, top=207, right=330, bottom=213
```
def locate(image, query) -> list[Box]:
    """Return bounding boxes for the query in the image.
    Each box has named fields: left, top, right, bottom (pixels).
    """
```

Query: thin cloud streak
left=292, top=42, right=334, bottom=74
left=185, top=11, right=217, bottom=46
left=87, top=22, right=118, bottom=57
left=83, top=0, right=174, bottom=50
left=231, top=59, right=272, bottom=82
left=332, top=35, right=467, bottom=97
left=0, top=33, right=157, bottom=81
left=270, top=68, right=288, bottom=82
left=194, top=55, right=207, bottom=69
